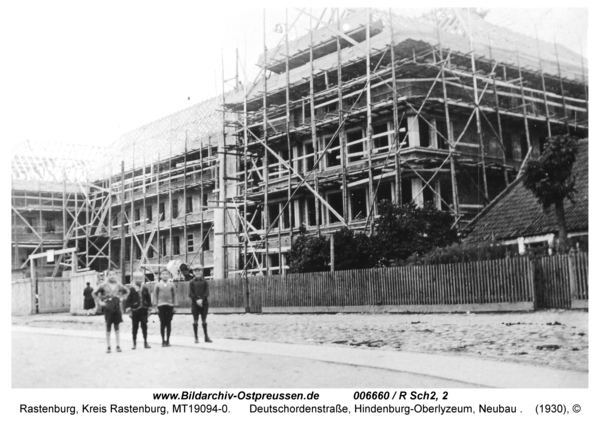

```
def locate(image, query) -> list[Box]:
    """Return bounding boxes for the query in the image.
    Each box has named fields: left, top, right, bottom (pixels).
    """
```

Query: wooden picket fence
left=248, top=257, right=535, bottom=313
left=211, top=253, right=588, bottom=313
left=11, top=254, right=588, bottom=315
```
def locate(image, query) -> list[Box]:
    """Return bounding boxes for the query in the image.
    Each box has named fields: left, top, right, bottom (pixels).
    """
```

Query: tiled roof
left=464, top=140, right=588, bottom=243
left=90, top=95, right=224, bottom=180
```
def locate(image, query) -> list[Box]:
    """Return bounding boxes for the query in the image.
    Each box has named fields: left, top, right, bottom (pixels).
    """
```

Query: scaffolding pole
left=516, top=50, right=532, bottom=157
left=262, top=8, right=270, bottom=273
left=235, top=48, right=239, bottom=89
left=435, top=17, right=460, bottom=220
left=12, top=192, right=19, bottom=269
left=389, top=9, right=402, bottom=205
left=309, top=9, right=320, bottom=236
left=553, top=40, right=571, bottom=134
left=285, top=8, right=294, bottom=243
left=120, top=160, right=125, bottom=281
left=130, top=144, right=135, bottom=279
left=222, top=49, right=228, bottom=278
left=168, top=140, right=173, bottom=261
left=243, top=53, right=250, bottom=311
left=108, top=164, right=112, bottom=268
left=183, top=133, right=188, bottom=264
left=466, top=12, right=489, bottom=202
left=535, top=32, right=552, bottom=139
left=200, top=139, right=204, bottom=267
left=337, top=8, right=349, bottom=220
left=487, top=35, right=510, bottom=187
left=85, top=177, right=90, bottom=267
left=365, top=7, right=376, bottom=233
left=62, top=175, right=67, bottom=270
left=156, top=154, right=161, bottom=268
left=142, top=153, right=147, bottom=277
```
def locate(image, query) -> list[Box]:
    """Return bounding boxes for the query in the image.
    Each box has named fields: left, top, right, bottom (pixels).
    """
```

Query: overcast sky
left=2, top=2, right=590, bottom=153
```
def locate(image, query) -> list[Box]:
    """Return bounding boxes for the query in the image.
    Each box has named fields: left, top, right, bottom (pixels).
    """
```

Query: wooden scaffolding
left=221, top=7, right=588, bottom=278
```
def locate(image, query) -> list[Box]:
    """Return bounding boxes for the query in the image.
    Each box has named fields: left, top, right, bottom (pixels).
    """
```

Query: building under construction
left=11, top=8, right=588, bottom=281
left=223, top=8, right=587, bottom=277
left=11, top=141, right=104, bottom=278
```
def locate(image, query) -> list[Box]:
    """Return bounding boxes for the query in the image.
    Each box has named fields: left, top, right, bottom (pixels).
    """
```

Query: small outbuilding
left=463, top=140, right=588, bottom=253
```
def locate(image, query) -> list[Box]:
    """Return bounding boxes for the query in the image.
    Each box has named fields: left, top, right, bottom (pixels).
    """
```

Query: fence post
left=244, top=273, right=250, bottom=313
left=259, top=276, right=264, bottom=313
left=567, top=254, right=577, bottom=308
left=528, top=258, right=537, bottom=310
left=330, top=236, right=335, bottom=273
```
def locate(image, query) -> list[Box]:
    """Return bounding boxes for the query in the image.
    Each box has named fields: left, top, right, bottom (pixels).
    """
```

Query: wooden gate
left=569, top=253, right=588, bottom=309
left=38, top=277, right=70, bottom=313
left=533, top=254, right=588, bottom=309
left=12, top=278, right=33, bottom=315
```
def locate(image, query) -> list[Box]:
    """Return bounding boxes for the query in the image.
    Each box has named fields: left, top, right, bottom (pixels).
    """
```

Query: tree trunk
left=554, top=199, right=569, bottom=253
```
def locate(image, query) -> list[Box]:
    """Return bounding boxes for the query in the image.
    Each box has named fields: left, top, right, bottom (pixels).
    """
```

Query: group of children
left=91, top=264, right=211, bottom=353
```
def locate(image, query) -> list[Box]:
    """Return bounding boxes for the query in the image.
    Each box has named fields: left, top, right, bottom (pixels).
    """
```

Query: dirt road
left=12, top=310, right=588, bottom=372
left=12, top=330, right=478, bottom=388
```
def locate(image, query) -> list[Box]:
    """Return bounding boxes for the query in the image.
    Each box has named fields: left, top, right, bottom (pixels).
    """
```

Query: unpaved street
left=12, top=330, right=478, bottom=388
left=12, top=310, right=588, bottom=372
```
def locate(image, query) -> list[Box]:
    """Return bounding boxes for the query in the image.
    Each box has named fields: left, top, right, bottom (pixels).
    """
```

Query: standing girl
left=153, top=269, right=177, bottom=347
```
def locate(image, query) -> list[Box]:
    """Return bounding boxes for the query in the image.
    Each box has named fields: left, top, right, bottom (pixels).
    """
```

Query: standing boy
left=94, top=269, right=128, bottom=353
left=188, top=265, right=212, bottom=343
left=124, top=271, right=153, bottom=350
left=154, top=269, right=177, bottom=347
